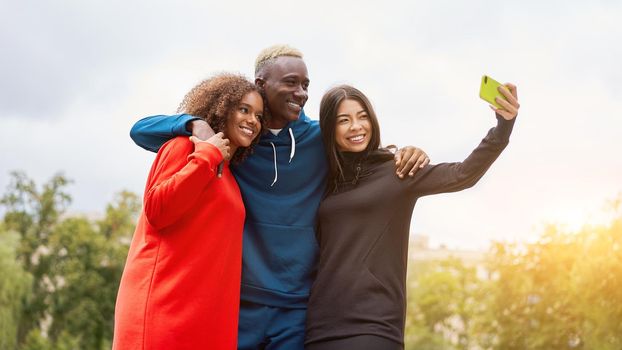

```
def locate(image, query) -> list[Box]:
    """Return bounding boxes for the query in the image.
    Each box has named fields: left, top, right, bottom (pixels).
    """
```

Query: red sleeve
left=143, top=137, right=224, bottom=230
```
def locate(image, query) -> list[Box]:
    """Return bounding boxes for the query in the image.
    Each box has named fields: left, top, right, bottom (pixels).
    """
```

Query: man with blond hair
left=129, top=44, right=428, bottom=349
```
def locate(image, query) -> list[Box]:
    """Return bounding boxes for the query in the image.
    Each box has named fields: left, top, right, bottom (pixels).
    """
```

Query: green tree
left=1, top=171, right=71, bottom=345
left=1, top=172, right=140, bottom=349
left=406, top=258, right=481, bottom=350
left=475, top=198, right=622, bottom=349
left=571, top=198, right=622, bottom=349
left=405, top=196, right=622, bottom=349
left=0, top=228, right=33, bottom=350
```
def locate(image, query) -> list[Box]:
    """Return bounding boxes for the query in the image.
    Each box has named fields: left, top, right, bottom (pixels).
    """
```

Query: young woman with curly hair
left=113, top=73, right=264, bottom=350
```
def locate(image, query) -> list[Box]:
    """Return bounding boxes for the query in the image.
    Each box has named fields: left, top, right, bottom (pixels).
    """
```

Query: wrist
left=186, top=118, right=206, bottom=132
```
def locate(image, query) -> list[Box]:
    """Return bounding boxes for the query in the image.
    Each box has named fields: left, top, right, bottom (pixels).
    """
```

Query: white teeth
left=240, top=126, right=254, bottom=136
left=349, top=135, right=365, bottom=142
left=287, top=102, right=300, bottom=108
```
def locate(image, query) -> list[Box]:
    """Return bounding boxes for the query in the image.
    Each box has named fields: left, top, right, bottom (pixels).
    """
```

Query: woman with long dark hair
left=305, top=84, right=520, bottom=350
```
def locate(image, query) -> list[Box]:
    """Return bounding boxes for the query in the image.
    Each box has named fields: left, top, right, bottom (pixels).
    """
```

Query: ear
left=255, top=77, right=265, bottom=89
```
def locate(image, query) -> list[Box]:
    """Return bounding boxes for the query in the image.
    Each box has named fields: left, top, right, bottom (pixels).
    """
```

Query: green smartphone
left=479, top=75, right=507, bottom=109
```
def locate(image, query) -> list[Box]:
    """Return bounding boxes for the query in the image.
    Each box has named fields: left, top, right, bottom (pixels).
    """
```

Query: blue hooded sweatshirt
left=130, top=111, right=327, bottom=308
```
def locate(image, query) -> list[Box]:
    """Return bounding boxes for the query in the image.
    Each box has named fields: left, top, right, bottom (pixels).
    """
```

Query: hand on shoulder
left=190, top=133, right=231, bottom=160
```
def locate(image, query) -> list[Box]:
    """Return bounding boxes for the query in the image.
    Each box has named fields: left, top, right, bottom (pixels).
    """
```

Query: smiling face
left=224, top=91, right=263, bottom=154
left=257, top=56, right=309, bottom=129
left=334, top=99, right=373, bottom=153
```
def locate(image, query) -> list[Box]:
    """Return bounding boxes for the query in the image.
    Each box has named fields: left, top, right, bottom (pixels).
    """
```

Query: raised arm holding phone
left=305, top=81, right=520, bottom=350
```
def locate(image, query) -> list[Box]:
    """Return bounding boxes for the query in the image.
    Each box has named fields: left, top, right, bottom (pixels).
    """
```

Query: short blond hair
left=254, top=44, right=303, bottom=76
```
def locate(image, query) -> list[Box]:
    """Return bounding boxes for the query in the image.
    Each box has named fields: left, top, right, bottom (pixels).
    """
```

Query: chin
left=350, top=144, right=369, bottom=153
left=235, top=140, right=252, bottom=148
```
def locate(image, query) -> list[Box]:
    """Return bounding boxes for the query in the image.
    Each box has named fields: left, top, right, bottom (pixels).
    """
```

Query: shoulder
left=368, top=158, right=397, bottom=175
left=158, top=136, right=193, bottom=157
left=308, top=118, right=320, bottom=128
left=291, top=115, right=323, bottom=143
left=366, top=149, right=395, bottom=167
left=293, top=110, right=320, bottom=132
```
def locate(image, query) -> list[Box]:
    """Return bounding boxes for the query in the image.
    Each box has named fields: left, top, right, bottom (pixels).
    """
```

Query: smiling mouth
left=348, top=134, right=366, bottom=143
left=287, top=101, right=302, bottom=110
left=239, top=125, right=256, bottom=136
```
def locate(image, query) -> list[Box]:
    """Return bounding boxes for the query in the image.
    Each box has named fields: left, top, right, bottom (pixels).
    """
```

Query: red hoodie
left=113, top=136, right=244, bottom=350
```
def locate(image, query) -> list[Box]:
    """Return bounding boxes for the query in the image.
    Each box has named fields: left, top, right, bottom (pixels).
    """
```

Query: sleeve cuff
left=493, top=114, right=516, bottom=142
left=172, top=114, right=201, bottom=136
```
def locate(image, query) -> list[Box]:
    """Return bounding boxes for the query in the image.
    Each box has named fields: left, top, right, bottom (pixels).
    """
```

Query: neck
left=339, top=150, right=365, bottom=163
left=229, top=145, right=238, bottom=159
left=340, top=150, right=365, bottom=156
left=266, top=118, right=288, bottom=129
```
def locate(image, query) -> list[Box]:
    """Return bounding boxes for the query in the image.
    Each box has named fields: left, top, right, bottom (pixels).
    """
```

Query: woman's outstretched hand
left=492, top=83, right=520, bottom=120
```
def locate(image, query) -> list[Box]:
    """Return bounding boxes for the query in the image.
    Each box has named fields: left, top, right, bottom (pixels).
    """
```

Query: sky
left=1, top=0, right=620, bottom=250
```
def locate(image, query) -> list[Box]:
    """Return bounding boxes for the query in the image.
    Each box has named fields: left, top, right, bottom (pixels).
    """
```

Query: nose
left=350, top=118, right=363, bottom=130
left=293, top=84, right=308, bottom=102
left=245, top=113, right=261, bottom=127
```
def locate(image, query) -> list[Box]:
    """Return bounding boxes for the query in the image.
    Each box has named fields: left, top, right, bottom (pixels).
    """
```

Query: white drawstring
left=270, top=142, right=278, bottom=187
left=269, top=128, right=297, bottom=187
left=288, top=128, right=296, bottom=163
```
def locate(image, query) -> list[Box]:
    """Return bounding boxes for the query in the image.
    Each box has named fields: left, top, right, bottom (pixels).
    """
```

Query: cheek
left=265, top=85, right=280, bottom=100
left=363, top=121, right=373, bottom=137
left=334, top=125, right=348, bottom=144
left=226, top=113, right=241, bottom=131
left=265, top=94, right=281, bottom=111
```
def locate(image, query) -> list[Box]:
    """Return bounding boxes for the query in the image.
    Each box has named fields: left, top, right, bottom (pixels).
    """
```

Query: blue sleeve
left=129, top=114, right=199, bottom=153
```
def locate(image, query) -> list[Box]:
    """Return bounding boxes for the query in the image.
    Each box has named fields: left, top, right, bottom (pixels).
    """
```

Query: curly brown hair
left=177, top=73, right=264, bottom=163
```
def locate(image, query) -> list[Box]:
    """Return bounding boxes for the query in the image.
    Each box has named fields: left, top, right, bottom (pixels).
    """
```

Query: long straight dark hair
left=319, top=84, right=384, bottom=192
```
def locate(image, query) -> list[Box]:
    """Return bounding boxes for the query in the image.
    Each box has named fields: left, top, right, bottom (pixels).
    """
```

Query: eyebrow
left=282, top=74, right=310, bottom=82
left=336, top=110, right=366, bottom=117
left=239, top=102, right=258, bottom=110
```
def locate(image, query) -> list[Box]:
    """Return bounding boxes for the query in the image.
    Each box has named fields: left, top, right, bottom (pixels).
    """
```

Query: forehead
left=240, top=90, right=263, bottom=106
left=267, top=56, right=309, bottom=79
left=337, top=98, right=365, bottom=114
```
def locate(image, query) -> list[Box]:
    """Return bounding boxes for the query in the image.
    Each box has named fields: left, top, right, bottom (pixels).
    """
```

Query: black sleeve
left=407, top=116, right=515, bottom=198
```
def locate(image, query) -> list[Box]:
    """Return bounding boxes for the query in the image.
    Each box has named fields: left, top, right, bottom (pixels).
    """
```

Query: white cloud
left=1, top=0, right=620, bottom=248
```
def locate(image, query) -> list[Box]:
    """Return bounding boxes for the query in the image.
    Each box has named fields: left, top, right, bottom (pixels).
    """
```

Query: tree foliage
left=0, top=172, right=139, bottom=350
left=1, top=171, right=620, bottom=349
left=406, top=196, right=622, bottom=349
left=0, top=229, right=33, bottom=350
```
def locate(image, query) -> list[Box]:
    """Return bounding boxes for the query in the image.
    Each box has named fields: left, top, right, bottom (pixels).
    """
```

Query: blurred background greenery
left=1, top=172, right=620, bottom=350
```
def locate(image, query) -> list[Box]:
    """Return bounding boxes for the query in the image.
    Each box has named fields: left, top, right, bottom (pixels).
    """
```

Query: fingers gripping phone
left=479, top=75, right=507, bottom=109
